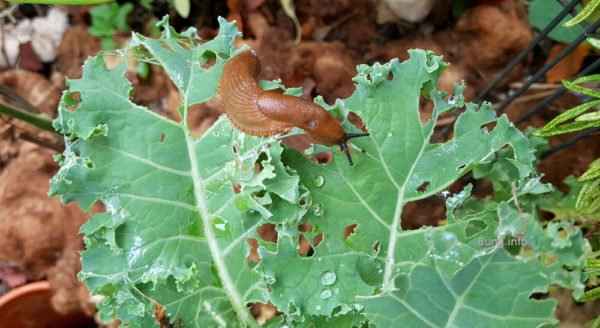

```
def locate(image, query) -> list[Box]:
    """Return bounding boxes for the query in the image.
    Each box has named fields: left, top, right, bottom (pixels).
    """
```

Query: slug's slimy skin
left=218, top=50, right=368, bottom=165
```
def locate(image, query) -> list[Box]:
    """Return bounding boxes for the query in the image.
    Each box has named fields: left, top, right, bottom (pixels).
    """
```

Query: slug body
left=219, top=51, right=368, bottom=165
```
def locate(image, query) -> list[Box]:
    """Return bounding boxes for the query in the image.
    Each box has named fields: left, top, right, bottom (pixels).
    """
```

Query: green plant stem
left=0, top=102, right=55, bottom=133
left=7, top=0, right=113, bottom=4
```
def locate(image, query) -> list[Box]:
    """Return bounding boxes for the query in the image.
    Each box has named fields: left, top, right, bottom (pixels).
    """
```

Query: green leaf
left=589, top=37, right=600, bottom=49
left=581, top=157, right=600, bottom=181
left=571, top=74, right=600, bottom=85
left=528, top=0, right=585, bottom=43
left=51, top=17, right=278, bottom=327
left=534, top=99, right=600, bottom=137
left=563, top=79, right=600, bottom=98
left=577, top=178, right=600, bottom=212
left=563, top=0, right=600, bottom=27
left=258, top=50, right=586, bottom=325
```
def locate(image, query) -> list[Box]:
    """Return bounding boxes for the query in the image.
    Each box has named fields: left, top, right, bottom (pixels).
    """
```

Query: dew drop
left=387, top=132, right=393, bottom=138
left=320, top=271, right=336, bottom=285
left=313, top=204, right=323, bottom=217
left=316, top=305, right=322, bottom=311
left=320, top=289, right=332, bottom=299
left=377, top=269, right=383, bottom=273
left=313, top=176, right=325, bottom=188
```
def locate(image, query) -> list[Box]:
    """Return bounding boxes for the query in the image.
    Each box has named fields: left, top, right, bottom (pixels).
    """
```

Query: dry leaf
left=545, top=43, right=592, bottom=84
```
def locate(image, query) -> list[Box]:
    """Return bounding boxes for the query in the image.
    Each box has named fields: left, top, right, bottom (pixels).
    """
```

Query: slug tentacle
left=219, top=50, right=369, bottom=165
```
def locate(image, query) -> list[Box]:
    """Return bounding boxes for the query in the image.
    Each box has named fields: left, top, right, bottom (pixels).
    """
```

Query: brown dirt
left=0, top=142, right=90, bottom=315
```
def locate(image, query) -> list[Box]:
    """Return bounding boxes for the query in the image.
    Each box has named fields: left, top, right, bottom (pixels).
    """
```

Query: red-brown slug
left=218, top=50, right=369, bottom=165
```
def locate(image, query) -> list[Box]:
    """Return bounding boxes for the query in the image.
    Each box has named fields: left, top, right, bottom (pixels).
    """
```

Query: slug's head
left=300, top=104, right=369, bottom=166
left=338, top=133, right=370, bottom=166
left=304, top=118, right=369, bottom=166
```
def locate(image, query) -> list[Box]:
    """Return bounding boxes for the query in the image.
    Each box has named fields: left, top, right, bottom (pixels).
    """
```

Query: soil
left=0, top=0, right=598, bottom=325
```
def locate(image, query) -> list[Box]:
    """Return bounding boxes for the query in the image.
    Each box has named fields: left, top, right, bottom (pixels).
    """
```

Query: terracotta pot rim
left=0, top=280, right=50, bottom=309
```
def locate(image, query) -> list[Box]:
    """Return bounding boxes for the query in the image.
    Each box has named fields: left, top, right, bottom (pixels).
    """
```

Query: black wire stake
left=542, top=127, right=600, bottom=159
left=474, top=0, right=582, bottom=103
left=495, top=18, right=600, bottom=114
left=515, top=58, right=600, bottom=126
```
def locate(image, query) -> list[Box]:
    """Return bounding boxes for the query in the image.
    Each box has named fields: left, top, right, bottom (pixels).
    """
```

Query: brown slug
left=218, top=50, right=369, bottom=165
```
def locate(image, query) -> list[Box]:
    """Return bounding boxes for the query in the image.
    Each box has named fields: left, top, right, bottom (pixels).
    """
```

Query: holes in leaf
left=298, top=234, right=312, bottom=256
left=529, top=292, right=549, bottom=300
left=418, top=95, right=433, bottom=125
left=481, top=121, right=496, bottom=133
left=247, top=238, right=259, bottom=263
left=387, top=71, right=394, bottom=81
left=298, top=223, right=314, bottom=256
left=257, top=223, right=278, bottom=243
left=372, top=241, right=381, bottom=253
left=255, top=152, right=269, bottom=173
left=416, top=181, right=430, bottom=193
left=160, top=133, right=166, bottom=143
left=402, top=198, right=445, bottom=230
left=344, top=224, right=358, bottom=240
left=313, top=151, right=333, bottom=164
left=232, top=143, right=239, bottom=154
left=457, top=164, right=466, bottom=170
left=201, top=51, right=216, bottom=70
left=63, top=92, right=81, bottom=112
left=313, top=233, right=323, bottom=248
left=250, top=302, right=277, bottom=323
left=298, top=198, right=306, bottom=206
left=232, top=182, right=241, bottom=194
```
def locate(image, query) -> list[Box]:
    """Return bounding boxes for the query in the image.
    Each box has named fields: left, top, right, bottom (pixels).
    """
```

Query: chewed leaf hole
left=313, top=150, right=333, bottom=164
left=373, top=241, right=381, bottom=253
left=247, top=238, right=259, bottom=263
left=232, top=182, right=241, bottom=194
left=313, top=233, right=323, bottom=248
left=529, top=292, right=549, bottom=300
left=160, top=133, right=166, bottom=143
left=63, top=92, right=81, bottom=112
left=298, top=234, right=313, bottom=256
left=457, top=164, right=466, bottom=170
left=481, top=121, right=496, bottom=133
left=258, top=223, right=277, bottom=243
left=344, top=224, right=358, bottom=240
left=201, top=51, right=217, bottom=70
left=417, top=181, right=430, bottom=193
left=250, top=302, right=277, bottom=323
left=232, top=144, right=239, bottom=154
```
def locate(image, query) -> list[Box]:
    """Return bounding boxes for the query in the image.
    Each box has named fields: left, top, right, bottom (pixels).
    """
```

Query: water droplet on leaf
left=320, top=289, right=332, bottom=299
left=313, top=204, right=323, bottom=216
left=313, top=176, right=325, bottom=188
left=320, top=271, right=336, bottom=285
